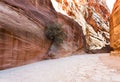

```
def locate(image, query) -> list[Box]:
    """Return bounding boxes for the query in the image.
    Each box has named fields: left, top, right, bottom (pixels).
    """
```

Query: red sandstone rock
left=0, top=0, right=111, bottom=69
left=0, top=0, right=85, bottom=69
left=110, top=0, right=120, bottom=56
left=52, top=0, right=111, bottom=53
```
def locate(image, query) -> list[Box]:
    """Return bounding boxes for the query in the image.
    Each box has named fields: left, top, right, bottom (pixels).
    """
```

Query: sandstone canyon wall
left=0, top=0, right=85, bottom=69
left=0, top=0, right=110, bottom=69
left=110, top=0, right=120, bottom=56
left=51, top=0, right=111, bottom=53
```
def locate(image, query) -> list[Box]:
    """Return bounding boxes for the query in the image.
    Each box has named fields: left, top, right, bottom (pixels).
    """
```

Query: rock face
left=51, top=0, right=111, bottom=53
left=0, top=0, right=85, bottom=69
left=110, top=0, right=120, bottom=56
left=0, top=0, right=110, bottom=69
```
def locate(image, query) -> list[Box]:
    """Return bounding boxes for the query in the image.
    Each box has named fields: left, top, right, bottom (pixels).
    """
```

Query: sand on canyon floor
left=100, top=54, right=120, bottom=72
left=0, top=53, right=120, bottom=82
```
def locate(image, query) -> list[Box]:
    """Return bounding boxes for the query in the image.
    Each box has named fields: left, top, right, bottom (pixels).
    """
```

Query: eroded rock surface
left=0, top=0, right=84, bottom=69
left=51, top=0, right=111, bottom=53
left=0, top=0, right=111, bottom=69
left=110, top=0, right=120, bottom=56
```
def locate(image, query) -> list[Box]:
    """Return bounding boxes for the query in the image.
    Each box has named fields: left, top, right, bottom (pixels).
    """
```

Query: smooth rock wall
left=0, top=0, right=84, bottom=69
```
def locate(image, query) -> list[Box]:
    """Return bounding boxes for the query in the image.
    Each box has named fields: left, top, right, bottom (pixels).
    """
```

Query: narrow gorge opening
left=51, top=0, right=115, bottom=53
left=106, top=0, right=116, bottom=12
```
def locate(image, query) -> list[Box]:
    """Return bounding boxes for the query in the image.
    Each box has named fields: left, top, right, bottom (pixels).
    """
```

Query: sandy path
left=0, top=53, right=120, bottom=82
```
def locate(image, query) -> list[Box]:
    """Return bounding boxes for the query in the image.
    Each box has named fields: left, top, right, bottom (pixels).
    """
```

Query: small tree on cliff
left=45, top=24, right=66, bottom=46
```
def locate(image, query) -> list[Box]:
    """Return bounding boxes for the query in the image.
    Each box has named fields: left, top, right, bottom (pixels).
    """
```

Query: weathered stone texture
left=110, top=0, right=120, bottom=56
left=0, top=0, right=84, bottom=69
left=0, top=0, right=111, bottom=69
left=52, top=0, right=111, bottom=53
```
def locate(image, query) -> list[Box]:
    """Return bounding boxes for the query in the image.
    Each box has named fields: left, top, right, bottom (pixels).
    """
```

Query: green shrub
left=45, top=24, right=66, bottom=45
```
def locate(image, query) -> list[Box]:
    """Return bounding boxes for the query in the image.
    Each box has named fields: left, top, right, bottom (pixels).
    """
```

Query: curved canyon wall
left=51, top=0, right=111, bottom=53
left=0, top=0, right=85, bottom=69
left=110, top=0, right=120, bottom=56
left=0, top=0, right=110, bottom=69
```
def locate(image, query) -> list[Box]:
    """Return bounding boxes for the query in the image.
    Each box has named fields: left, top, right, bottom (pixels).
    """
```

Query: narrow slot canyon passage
left=0, top=0, right=120, bottom=82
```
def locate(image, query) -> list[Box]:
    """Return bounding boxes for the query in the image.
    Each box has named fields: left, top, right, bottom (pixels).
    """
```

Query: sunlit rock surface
left=0, top=0, right=111, bottom=69
left=110, top=0, right=120, bottom=56
left=51, top=0, right=111, bottom=53
left=0, top=0, right=85, bottom=69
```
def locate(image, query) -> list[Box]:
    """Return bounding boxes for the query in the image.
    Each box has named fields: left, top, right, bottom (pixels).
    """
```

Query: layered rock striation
left=51, top=0, right=111, bottom=53
left=0, top=0, right=110, bottom=69
left=0, top=0, right=85, bottom=69
left=110, top=0, right=120, bottom=56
